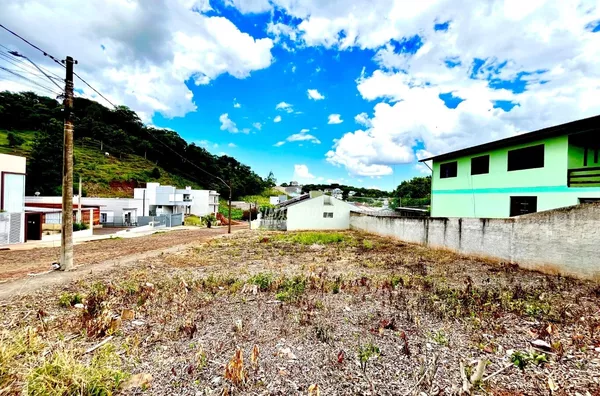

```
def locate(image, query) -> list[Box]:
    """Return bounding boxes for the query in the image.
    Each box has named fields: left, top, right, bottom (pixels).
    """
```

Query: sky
left=1, top=0, right=600, bottom=191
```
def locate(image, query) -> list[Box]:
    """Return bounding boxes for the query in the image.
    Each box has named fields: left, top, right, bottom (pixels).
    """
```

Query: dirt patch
left=1, top=230, right=599, bottom=395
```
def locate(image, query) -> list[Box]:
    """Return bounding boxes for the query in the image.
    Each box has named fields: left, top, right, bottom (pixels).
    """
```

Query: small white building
left=269, top=195, right=288, bottom=205
left=0, top=153, right=26, bottom=244
left=133, top=183, right=219, bottom=217
left=332, top=188, right=343, bottom=200
left=279, top=192, right=353, bottom=231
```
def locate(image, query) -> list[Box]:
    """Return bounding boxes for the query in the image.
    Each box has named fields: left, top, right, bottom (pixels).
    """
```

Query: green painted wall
left=431, top=135, right=600, bottom=218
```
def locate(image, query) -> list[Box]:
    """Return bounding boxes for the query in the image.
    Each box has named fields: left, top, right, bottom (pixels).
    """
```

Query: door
left=25, top=213, right=42, bottom=241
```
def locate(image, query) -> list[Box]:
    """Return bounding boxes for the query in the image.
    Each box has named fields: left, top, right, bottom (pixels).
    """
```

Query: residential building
left=332, top=188, right=343, bottom=200
left=133, top=183, right=219, bottom=216
left=269, top=195, right=288, bottom=205
left=420, top=115, right=600, bottom=218
left=277, top=192, right=353, bottom=230
left=0, top=153, right=26, bottom=244
left=26, top=183, right=219, bottom=227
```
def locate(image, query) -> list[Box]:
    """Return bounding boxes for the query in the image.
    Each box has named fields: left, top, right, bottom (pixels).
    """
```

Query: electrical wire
left=0, top=44, right=63, bottom=80
left=72, top=71, right=117, bottom=109
left=0, top=67, right=62, bottom=97
left=0, top=24, right=65, bottom=67
left=0, top=51, right=64, bottom=92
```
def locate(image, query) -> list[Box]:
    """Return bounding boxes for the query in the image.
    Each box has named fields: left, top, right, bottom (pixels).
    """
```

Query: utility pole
left=60, top=56, right=75, bottom=271
left=228, top=181, right=232, bottom=234
left=77, top=175, right=82, bottom=224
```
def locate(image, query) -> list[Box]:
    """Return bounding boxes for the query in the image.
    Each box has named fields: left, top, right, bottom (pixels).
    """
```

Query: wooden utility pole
left=77, top=175, right=82, bottom=224
left=60, top=56, right=75, bottom=271
left=228, top=181, right=232, bottom=234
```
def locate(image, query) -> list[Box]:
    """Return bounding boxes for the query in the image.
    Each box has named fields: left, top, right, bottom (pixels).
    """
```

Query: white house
left=133, top=183, right=219, bottom=217
left=278, top=192, right=353, bottom=231
left=26, top=183, right=219, bottom=227
left=332, top=188, right=343, bottom=200
left=0, top=153, right=26, bottom=244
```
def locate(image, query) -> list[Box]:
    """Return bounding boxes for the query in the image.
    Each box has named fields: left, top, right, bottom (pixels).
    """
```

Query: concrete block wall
left=350, top=203, right=600, bottom=280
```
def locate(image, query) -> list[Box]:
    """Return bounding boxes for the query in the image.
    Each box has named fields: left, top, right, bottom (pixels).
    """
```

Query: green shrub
left=274, top=232, right=346, bottom=245
left=73, top=222, right=88, bottom=232
left=248, top=273, right=273, bottom=291
left=58, top=292, right=83, bottom=308
left=276, top=276, right=306, bottom=302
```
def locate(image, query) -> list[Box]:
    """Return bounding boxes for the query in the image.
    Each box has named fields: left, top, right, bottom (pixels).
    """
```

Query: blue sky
left=2, top=0, right=600, bottom=191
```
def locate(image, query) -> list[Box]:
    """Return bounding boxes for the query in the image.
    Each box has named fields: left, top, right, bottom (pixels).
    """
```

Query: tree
left=150, top=167, right=161, bottom=179
left=27, top=119, right=63, bottom=195
left=280, top=182, right=289, bottom=187
left=7, top=132, right=25, bottom=147
left=390, top=176, right=431, bottom=208
left=265, top=171, right=276, bottom=188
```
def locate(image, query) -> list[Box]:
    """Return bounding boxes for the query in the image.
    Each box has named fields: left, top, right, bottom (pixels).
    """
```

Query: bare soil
left=0, top=226, right=245, bottom=283
left=1, top=230, right=599, bottom=395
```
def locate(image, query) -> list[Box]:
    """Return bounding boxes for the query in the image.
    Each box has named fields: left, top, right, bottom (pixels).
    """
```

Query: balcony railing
left=567, top=166, right=600, bottom=187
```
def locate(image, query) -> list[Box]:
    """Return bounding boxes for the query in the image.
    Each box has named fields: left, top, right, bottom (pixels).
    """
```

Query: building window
left=507, top=144, right=544, bottom=171
left=579, top=198, right=600, bottom=204
left=471, top=155, right=489, bottom=175
left=100, top=213, right=107, bottom=223
left=510, top=196, right=537, bottom=217
left=440, top=161, right=457, bottom=178
left=323, top=212, right=333, bottom=218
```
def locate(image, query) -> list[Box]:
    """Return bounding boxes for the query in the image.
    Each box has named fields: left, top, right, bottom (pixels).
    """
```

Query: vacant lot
left=0, top=227, right=243, bottom=282
left=1, top=230, right=599, bottom=395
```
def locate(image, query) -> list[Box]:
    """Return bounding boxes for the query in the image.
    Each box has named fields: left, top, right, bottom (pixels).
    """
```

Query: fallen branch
left=85, top=336, right=114, bottom=354
left=482, top=363, right=512, bottom=382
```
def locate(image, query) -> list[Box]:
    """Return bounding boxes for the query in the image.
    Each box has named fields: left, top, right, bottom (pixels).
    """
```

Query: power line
left=0, top=24, right=65, bottom=67
left=0, top=66, right=62, bottom=96
left=72, top=71, right=117, bottom=108
left=0, top=44, right=63, bottom=80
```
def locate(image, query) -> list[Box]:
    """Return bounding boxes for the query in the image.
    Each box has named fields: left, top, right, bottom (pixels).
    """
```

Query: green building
left=420, top=116, right=600, bottom=218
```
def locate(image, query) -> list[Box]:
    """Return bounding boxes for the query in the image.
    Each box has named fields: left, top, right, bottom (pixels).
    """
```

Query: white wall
left=0, top=153, right=26, bottom=174
left=287, top=195, right=351, bottom=231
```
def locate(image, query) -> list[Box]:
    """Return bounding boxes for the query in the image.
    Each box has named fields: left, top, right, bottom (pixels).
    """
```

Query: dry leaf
left=250, top=344, right=260, bottom=368
left=308, top=384, right=321, bottom=396
left=121, top=309, right=135, bottom=320
left=548, top=377, right=558, bottom=392
left=121, top=373, right=153, bottom=390
left=224, top=347, right=247, bottom=385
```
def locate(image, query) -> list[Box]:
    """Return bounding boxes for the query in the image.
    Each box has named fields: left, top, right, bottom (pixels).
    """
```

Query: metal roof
left=419, top=114, right=600, bottom=163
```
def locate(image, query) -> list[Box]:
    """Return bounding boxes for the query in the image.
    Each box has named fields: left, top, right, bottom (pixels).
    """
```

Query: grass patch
left=26, top=344, right=128, bottom=395
left=273, top=232, right=346, bottom=245
left=184, top=215, right=203, bottom=227
left=248, top=272, right=273, bottom=291
left=58, top=292, right=83, bottom=308
left=276, top=275, right=306, bottom=302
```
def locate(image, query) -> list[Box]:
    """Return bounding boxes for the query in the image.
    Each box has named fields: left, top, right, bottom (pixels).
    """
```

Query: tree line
left=0, top=91, right=270, bottom=198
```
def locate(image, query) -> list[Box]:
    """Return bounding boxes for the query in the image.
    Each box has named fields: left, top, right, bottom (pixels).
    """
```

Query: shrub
left=248, top=273, right=273, bottom=291
left=276, top=276, right=306, bottom=302
left=7, top=132, right=25, bottom=147
left=201, top=214, right=217, bottom=228
left=73, top=222, right=88, bottom=231
left=58, top=292, right=83, bottom=308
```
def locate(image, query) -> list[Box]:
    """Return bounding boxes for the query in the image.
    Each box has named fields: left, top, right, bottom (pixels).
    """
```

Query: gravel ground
left=1, top=230, right=599, bottom=395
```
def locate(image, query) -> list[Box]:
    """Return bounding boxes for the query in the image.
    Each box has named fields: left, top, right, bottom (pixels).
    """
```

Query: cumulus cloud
left=0, top=0, right=274, bottom=122
left=228, top=142, right=237, bottom=147
left=273, top=115, right=282, bottom=123
left=275, top=101, right=294, bottom=113
left=354, top=112, right=372, bottom=127
left=233, top=98, right=241, bottom=108
left=219, top=113, right=239, bottom=133
left=253, top=122, right=262, bottom=130
left=307, top=89, right=325, bottom=100
left=293, top=164, right=315, bottom=180
left=328, top=114, right=343, bottom=124
left=274, top=129, right=321, bottom=146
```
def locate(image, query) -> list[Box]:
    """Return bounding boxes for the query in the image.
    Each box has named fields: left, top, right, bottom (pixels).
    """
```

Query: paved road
left=0, top=226, right=246, bottom=283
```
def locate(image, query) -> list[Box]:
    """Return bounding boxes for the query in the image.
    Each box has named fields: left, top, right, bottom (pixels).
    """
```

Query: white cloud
left=224, top=0, right=272, bottom=14
left=276, top=101, right=294, bottom=113
left=328, top=114, right=343, bottom=124
left=273, top=115, right=282, bottom=123
left=219, top=113, right=239, bottom=133
left=252, top=122, right=262, bottom=130
left=354, top=112, right=372, bottom=127
left=290, top=0, right=600, bottom=176
left=242, top=128, right=251, bottom=133
left=307, top=88, right=325, bottom=100
left=293, top=164, right=315, bottom=180
left=277, top=128, right=321, bottom=146
left=300, top=128, right=310, bottom=133
left=228, top=142, right=237, bottom=147
left=291, top=65, right=297, bottom=73
left=0, top=0, right=274, bottom=123
left=233, top=98, right=241, bottom=108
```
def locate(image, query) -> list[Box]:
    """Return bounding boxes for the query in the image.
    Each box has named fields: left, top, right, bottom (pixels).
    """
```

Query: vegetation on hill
left=390, top=176, right=431, bottom=208
left=301, top=184, right=390, bottom=199
left=0, top=91, right=270, bottom=198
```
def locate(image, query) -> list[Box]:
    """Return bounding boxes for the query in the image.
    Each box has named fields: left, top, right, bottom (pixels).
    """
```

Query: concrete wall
left=350, top=203, right=600, bottom=280
left=287, top=195, right=351, bottom=231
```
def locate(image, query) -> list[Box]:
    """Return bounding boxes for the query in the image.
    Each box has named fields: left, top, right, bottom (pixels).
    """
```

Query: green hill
left=0, top=91, right=269, bottom=198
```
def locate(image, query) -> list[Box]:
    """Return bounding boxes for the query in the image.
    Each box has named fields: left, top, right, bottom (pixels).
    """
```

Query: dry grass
left=1, top=230, right=599, bottom=395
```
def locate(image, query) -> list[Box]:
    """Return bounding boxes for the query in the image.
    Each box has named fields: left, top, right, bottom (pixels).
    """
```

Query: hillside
left=0, top=91, right=269, bottom=198
left=0, top=130, right=199, bottom=197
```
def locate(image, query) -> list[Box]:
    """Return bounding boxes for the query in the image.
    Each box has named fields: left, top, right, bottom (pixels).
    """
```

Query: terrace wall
left=350, top=203, right=600, bottom=280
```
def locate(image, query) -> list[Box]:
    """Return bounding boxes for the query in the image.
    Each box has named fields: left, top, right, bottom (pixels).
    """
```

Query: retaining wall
left=350, top=203, right=600, bottom=280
